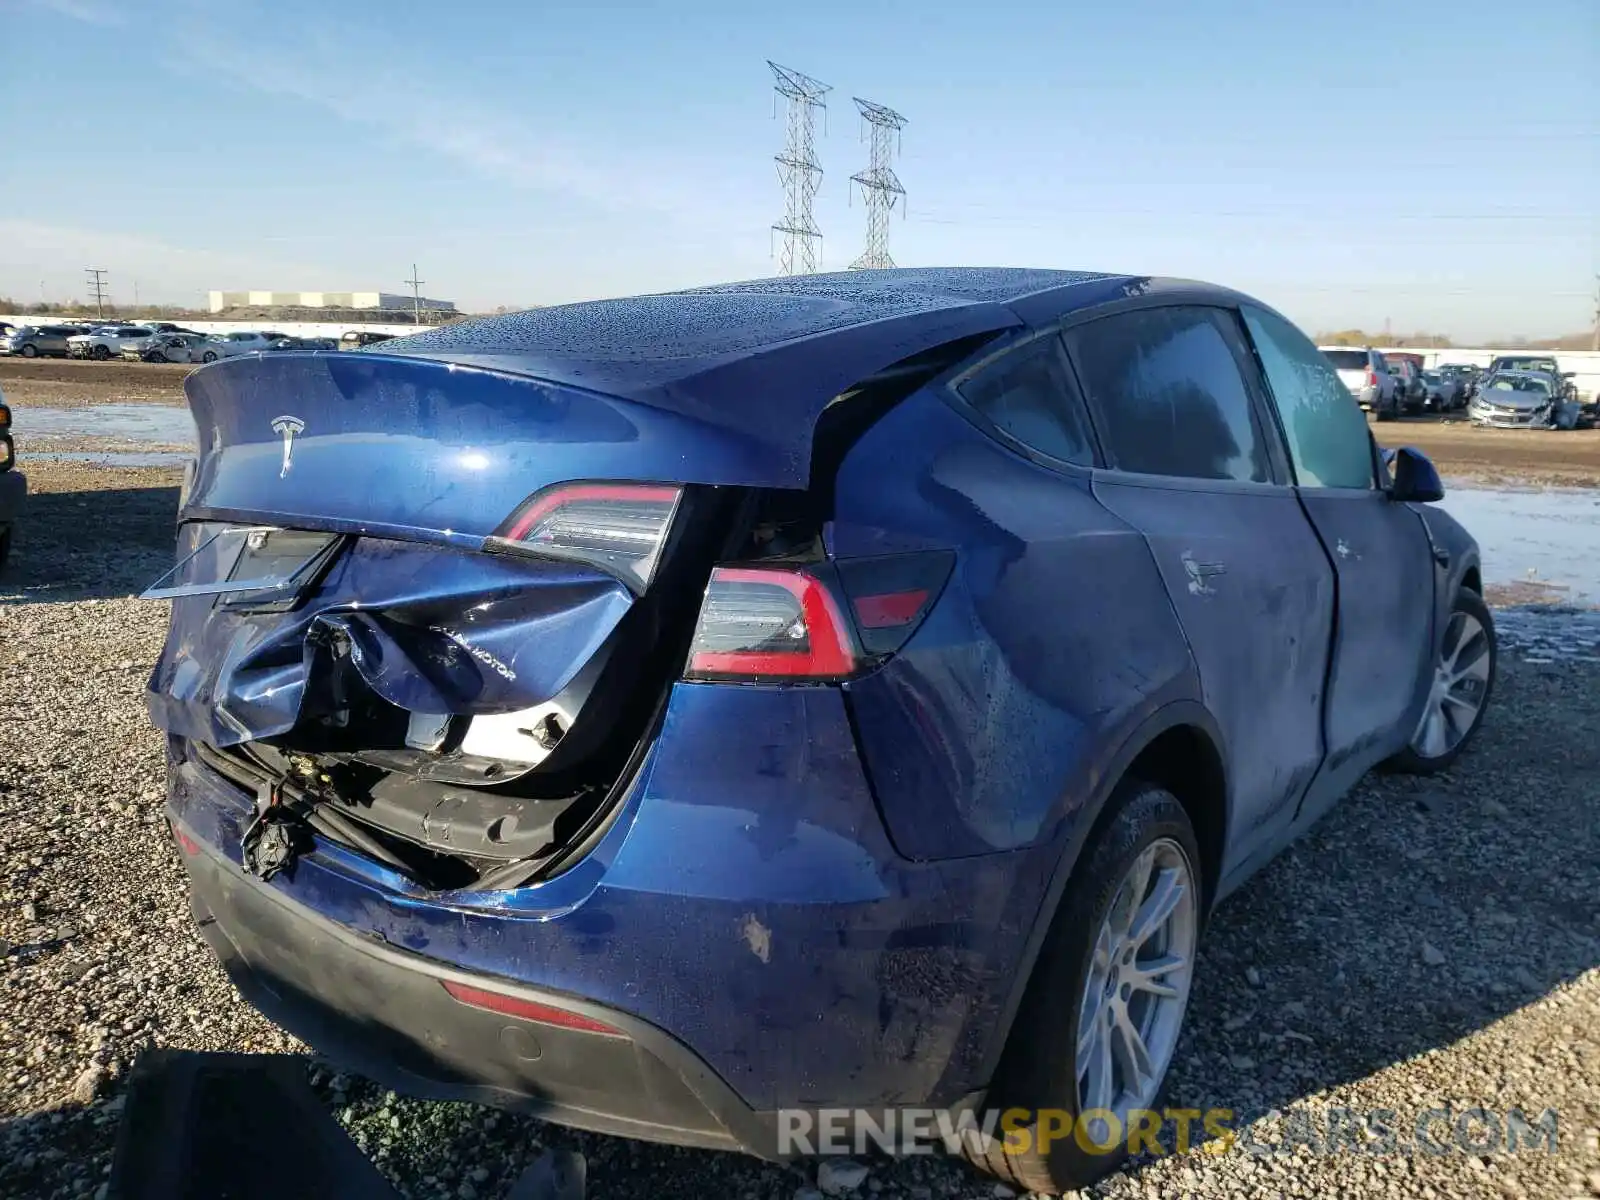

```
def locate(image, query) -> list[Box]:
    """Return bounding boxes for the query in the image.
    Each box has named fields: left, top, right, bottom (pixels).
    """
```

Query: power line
left=405, top=263, right=425, bottom=325
left=768, top=62, right=830, bottom=276
left=848, top=98, right=908, bottom=271
left=84, top=268, right=108, bottom=318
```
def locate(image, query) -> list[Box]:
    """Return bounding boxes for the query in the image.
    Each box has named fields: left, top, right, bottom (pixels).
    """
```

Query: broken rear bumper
left=180, top=835, right=769, bottom=1153
left=165, top=682, right=1045, bottom=1145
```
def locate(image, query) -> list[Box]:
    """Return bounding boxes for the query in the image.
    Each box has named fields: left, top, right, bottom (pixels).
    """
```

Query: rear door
left=1066, top=305, right=1335, bottom=870
left=1239, top=305, right=1434, bottom=804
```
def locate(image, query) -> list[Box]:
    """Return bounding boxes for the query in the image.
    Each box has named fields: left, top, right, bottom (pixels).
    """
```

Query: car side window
left=1241, top=307, right=1375, bottom=489
left=956, top=334, right=1096, bottom=466
left=1065, top=306, right=1272, bottom=483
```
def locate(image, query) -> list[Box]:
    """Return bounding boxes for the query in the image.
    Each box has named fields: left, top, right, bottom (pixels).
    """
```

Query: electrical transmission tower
left=848, top=99, right=907, bottom=271
left=85, top=268, right=109, bottom=318
left=768, top=62, right=830, bottom=276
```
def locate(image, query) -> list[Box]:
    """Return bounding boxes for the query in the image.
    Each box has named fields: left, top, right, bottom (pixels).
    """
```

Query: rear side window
left=1321, top=349, right=1369, bottom=371
left=1066, top=307, right=1272, bottom=483
left=956, top=335, right=1095, bottom=466
left=1242, top=307, right=1374, bottom=489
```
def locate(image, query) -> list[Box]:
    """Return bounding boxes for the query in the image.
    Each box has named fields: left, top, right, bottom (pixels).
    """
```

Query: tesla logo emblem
left=270, top=415, right=304, bottom=478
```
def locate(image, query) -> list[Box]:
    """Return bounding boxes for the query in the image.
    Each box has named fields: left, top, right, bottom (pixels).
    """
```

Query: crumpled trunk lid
left=148, top=529, right=633, bottom=748
left=148, top=352, right=747, bottom=766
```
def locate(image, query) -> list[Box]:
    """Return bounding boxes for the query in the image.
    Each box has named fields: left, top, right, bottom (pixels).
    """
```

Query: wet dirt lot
left=1, top=369, right=1599, bottom=1200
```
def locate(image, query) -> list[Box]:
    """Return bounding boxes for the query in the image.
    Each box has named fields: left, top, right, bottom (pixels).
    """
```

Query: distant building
left=208, top=290, right=457, bottom=314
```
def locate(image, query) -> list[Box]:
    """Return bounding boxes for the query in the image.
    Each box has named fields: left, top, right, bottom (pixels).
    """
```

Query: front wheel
left=1386, top=587, right=1496, bottom=774
left=92, top=344, right=111, bottom=360
left=19, top=344, right=37, bottom=358
left=201, top=351, right=218, bottom=363
left=967, top=780, right=1202, bottom=1193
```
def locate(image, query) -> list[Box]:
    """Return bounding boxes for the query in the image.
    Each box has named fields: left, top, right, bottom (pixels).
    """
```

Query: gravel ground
left=1, top=457, right=1598, bottom=1200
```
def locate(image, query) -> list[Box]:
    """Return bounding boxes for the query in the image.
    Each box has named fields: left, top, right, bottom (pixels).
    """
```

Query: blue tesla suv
left=146, top=269, right=1495, bottom=1191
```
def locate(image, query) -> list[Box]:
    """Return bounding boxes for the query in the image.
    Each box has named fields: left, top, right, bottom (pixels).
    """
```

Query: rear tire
left=966, top=780, right=1203, bottom=1193
left=1385, top=587, right=1495, bottom=775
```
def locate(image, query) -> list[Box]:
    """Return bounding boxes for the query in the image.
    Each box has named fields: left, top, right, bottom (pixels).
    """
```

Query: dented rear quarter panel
left=829, top=389, right=1200, bottom=863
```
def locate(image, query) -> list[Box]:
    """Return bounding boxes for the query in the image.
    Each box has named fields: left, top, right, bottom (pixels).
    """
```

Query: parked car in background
left=195, top=331, right=279, bottom=360
left=1384, top=360, right=1426, bottom=414
left=1420, top=369, right=1461, bottom=412
left=68, top=325, right=158, bottom=359
left=1486, top=355, right=1576, bottom=401
left=1, top=324, right=77, bottom=358
left=1468, top=370, right=1568, bottom=428
left=339, top=330, right=396, bottom=349
left=121, top=332, right=212, bottom=363
left=1438, top=363, right=1480, bottom=400
left=0, top=382, right=26, bottom=571
left=147, top=269, right=1495, bottom=1194
left=1319, top=345, right=1399, bottom=418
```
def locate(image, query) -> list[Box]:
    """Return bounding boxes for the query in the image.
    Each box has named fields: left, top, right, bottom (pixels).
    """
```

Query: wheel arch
left=976, top=699, right=1230, bottom=1086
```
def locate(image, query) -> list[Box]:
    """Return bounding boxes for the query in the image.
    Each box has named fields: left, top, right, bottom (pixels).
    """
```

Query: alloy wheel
left=1075, top=837, right=1198, bottom=1145
left=1410, top=610, right=1491, bottom=758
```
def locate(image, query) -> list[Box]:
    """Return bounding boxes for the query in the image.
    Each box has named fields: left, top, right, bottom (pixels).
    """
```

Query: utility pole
left=85, top=268, right=109, bottom=318
left=405, top=264, right=425, bottom=324
left=768, top=62, right=830, bottom=275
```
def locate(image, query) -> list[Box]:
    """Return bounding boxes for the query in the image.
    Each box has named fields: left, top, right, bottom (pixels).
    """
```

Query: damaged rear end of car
left=148, top=353, right=764, bottom=891
left=146, top=276, right=1035, bottom=893
left=143, top=270, right=1146, bottom=1152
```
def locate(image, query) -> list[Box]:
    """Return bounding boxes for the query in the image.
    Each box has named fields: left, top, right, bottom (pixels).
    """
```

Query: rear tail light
left=685, top=552, right=954, bottom=682
left=486, top=482, right=683, bottom=592
left=1366, top=369, right=1378, bottom=387
left=441, top=980, right=626, bottom=1037
left=686, top=566, right=857, bottom=681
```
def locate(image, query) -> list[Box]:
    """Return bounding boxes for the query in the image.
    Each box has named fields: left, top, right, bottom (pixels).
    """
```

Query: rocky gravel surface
left=1, top=458, right=1597, bottom=1200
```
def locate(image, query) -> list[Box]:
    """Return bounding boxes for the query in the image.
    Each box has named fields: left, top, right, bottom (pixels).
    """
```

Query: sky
left=1, top=0, right=1596, bottom=341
